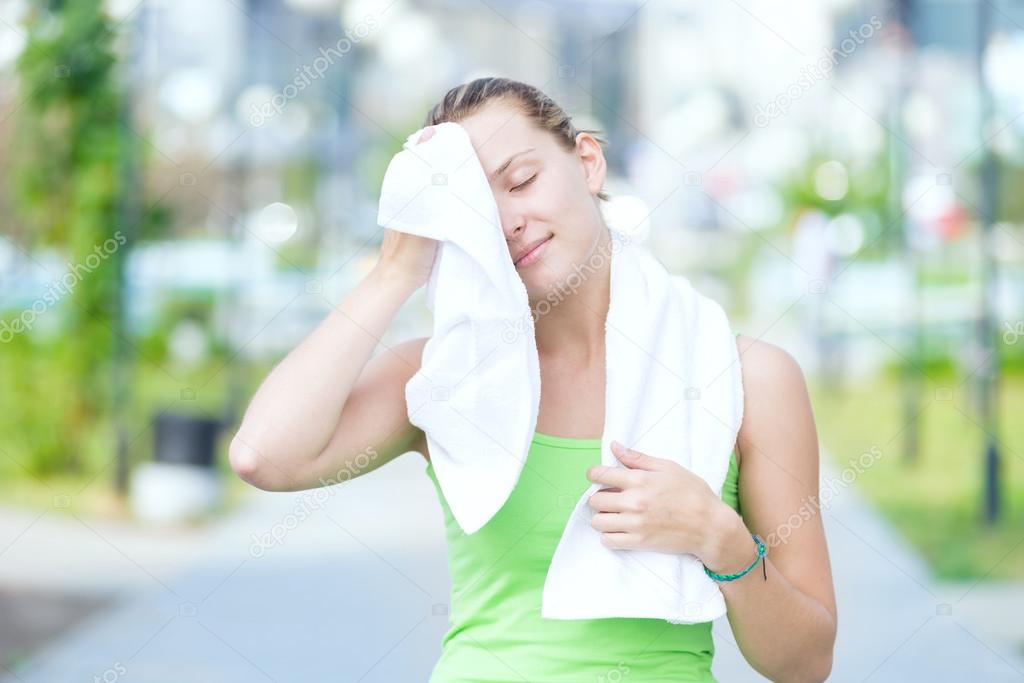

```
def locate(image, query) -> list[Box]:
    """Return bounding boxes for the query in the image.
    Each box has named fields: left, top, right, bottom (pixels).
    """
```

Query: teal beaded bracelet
left=703, top=533, right=767, bottom=582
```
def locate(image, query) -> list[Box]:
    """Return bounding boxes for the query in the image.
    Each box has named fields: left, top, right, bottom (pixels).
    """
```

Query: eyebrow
left=488, top=148, right=535, bottom=181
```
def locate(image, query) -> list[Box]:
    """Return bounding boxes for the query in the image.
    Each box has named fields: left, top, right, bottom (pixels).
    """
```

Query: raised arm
left=229, top=128, right=442, bottom=492
left=228, top=262, right=433, bottom=492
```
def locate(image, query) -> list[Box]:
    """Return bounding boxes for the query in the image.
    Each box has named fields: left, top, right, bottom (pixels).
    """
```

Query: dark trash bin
left=153, top=412, right=222, bottom=468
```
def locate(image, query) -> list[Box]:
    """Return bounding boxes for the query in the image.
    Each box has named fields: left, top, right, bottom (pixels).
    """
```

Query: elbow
left=812, top=611, right=837, bottom=682
left=770, top=654, right=832, bottom=683
left=769, top=622, right=835, bottom=683
left=802, top=651, right=833, bottom=683
left=794, top=623, right=836, bottom=683
left=229, top=434, right=283, bottom=492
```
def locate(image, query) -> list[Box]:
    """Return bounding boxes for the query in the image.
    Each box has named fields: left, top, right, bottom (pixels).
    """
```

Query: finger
left=610, top=441, right=664, bottom=472
left=417, top=127, right=436, bottom=144
left=586, top=464, right=638, bottom=489
left=599, top=531, right=643, bottom=550
left=591, top=511, right=639, bottom=533
left=587, top=489, right=631, bottom=513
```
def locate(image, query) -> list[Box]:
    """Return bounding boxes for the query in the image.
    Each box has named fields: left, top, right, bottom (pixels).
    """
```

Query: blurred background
left=1, top=0, right=1022, bottom=680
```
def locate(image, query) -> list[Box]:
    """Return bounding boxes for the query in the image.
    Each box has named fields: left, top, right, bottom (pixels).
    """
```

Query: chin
left=522, top=258, right=571, bottom=297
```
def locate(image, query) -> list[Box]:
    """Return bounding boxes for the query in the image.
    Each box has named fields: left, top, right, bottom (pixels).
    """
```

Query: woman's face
left=456, top=99, right=608, bottom=299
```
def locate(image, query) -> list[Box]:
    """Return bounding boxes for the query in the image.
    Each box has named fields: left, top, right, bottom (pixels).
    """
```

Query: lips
left=513, top=235, right=552, bottom=266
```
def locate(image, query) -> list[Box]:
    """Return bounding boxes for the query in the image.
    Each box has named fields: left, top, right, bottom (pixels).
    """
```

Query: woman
left=230, top=77, right=837, bottom=682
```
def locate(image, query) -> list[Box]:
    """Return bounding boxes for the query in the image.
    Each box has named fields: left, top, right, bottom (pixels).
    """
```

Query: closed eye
left=510, top=173, right=537, bottom=192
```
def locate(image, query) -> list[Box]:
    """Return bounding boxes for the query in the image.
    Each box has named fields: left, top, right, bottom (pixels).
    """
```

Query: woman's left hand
left=585, top=441, right=742, bottom=568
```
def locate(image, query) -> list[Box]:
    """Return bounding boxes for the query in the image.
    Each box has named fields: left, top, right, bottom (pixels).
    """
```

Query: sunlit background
left=1, top=0, right=1023, bottom=680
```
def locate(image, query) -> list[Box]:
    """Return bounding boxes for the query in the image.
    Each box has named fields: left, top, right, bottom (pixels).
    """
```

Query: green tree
left=8, top=0, right=125, bottom=475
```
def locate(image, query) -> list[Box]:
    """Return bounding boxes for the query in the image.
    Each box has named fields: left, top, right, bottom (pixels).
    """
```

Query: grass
left=809, top=367, right=1024, bottom=581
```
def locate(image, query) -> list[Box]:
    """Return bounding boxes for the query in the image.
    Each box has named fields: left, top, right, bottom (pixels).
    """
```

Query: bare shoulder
left=735, top=334, right=806, bottom=386
left=733, top=334, right=814, bottom=469
left=731, top=334, right=824, bottom=587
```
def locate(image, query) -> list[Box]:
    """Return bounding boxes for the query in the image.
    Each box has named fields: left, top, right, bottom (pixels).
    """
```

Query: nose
left=499, top=204, right=525, bottom=242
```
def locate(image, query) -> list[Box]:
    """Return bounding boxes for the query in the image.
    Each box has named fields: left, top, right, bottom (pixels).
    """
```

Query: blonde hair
left=424, top=77, right=610, bottom=201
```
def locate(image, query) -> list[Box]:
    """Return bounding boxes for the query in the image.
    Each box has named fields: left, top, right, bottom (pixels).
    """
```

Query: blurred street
left=3, top=452, right=1022, bottom=683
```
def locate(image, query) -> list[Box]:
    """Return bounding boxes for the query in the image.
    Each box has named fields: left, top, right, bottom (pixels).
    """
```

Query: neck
left=532, top=228, right=612, bottom=366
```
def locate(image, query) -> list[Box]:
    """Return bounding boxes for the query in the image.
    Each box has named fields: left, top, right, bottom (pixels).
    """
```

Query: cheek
left=534, top=174, right=580, bottom=221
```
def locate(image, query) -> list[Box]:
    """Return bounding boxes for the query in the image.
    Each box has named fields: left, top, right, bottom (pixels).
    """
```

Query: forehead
left=456, top=100, right=557, bottom=173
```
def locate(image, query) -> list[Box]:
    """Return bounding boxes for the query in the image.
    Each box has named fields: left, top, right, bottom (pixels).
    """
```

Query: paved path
left=3, top=453, right=1023, bottom=682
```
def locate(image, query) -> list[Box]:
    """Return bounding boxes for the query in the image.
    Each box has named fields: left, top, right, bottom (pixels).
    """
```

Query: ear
left=575, top=132, right=607, bottom=199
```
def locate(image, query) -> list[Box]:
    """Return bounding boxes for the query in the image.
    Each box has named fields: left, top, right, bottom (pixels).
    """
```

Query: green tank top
left=424, top=431, right=741, bottom=683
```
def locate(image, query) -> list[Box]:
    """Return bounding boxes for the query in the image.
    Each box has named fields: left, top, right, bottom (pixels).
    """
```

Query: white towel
left=376, top=121, right=745, bottom=624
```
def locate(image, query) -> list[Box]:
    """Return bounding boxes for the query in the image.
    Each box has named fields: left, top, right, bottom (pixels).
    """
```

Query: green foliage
left=136, top=291, right=232, bottom=367
left=7, top=0, right=124, bottom=475
left=776, top=140, right=895, bottom=260
left=811, top=369, right=1024, bottom=580
left=12, top=0, right=119, bottom=243
left=778, top=139, right=891, bottom=215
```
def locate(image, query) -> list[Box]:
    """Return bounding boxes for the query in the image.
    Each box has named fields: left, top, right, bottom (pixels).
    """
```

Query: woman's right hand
left=375, top=126, right=441, bottom=290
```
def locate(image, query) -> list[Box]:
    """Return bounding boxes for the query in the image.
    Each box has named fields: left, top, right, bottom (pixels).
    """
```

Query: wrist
left=700, top=503, right=754, bottom=574
left=368, top=262, right=422, bottom=297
